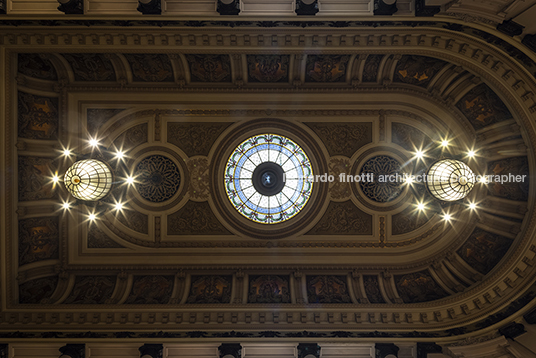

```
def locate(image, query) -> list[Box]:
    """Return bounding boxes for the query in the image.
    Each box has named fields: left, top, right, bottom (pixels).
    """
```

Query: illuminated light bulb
left=64, top=159, right=112, bottom=201
left=52, top=175, right=59, bottom=183
left=443, top=214, right=452, bottom=221
left=469, top=202, right=477, bottom=210
left=88, top=213, right=97, bottom=221
left=415, top=150, right=424, bottom=159
left=405, top=176, right=414, bottom=184
left=427, top=159, right=475, bottom=201
left=63, top=149, right=71, bottom=156
left=89, top=138, right=99, bottom=147
left=114, top=202, right=123, bottom=211
left=479, top=176, right=488, bottom=184
left=441, top=140, right=449, bottom=147
left=417, top=203, right=425, bottom=211
left=126, top=176, right=135, bottom=185
left=115, top=151, right=125, bottom=159
left=467, top=150, right=475, bottom=157
left=62, top=202, right=71, bottom=210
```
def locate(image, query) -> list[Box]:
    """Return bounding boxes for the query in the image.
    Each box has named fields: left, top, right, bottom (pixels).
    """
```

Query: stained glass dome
left=64, top=159, right=113, bottom=201
left=225, top=134, right=313, bottom=224
left=426, top=159, right=475, bottom=201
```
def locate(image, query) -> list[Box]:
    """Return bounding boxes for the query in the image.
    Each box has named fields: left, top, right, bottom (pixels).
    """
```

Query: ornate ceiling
left=1, top=11, right=536, bottom=353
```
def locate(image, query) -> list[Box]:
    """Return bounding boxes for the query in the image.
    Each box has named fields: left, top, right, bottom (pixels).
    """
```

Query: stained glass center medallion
left=225, top=134, right=314, bottom=224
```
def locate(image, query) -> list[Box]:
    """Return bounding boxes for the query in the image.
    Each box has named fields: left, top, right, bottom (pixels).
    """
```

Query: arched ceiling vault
left=2, top=17, right=536, bottom=343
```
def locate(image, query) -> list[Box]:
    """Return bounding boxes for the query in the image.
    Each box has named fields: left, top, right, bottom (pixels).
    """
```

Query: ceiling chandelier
left=63, top=159, right=113, bottom=201
left=426, top=159, right=476, bottom=201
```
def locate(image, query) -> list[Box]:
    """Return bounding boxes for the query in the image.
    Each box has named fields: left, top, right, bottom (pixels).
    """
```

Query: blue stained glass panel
left=224, top=134, right=314, bottom=224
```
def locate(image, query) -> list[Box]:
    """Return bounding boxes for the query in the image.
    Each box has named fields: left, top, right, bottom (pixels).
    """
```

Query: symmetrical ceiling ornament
left=63, top=159, right=113, bottom=201
left=2, top=18, right=536, bottom=345
left=135, top=155, right=181, bottom=203
left=211, top=118, right=329, bottom=238
left=359, top=155, right=403, bottom=203
left=225, top=134, right=313, bottom=224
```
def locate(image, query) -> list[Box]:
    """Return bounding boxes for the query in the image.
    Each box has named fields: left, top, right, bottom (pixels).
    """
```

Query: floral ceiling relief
left=359, top=155, right=403, bottom=203
left=167, top=122, right=231, bottom=157
left=392, top=206, right=432, bottom=235
left=87, top=225, right=126, bottom=249
left=112, top=123, right=148, bottom=149
left=86, top=108, right=126, bottom=135
left=18, top=217, right=59, bottom=266
left=63, top=276, right=116, bottom=304
left=391, top=122, right=432, bottom=152
left=363, top=275, right=386, bottom=303
left=247, top=55, right=289, bottom=83
left=186, top=54, right=232, bottom=82
left=18, top=156, right=57, bottom=201
left=248, top=275, right=291, bottom=303
left=307, top=201, right=372, bottom=235
left=17, top=53, right=57, bottom=81
left=395, top=271, right=448, bottom=303
left=305, top=55, right=350, bottom=83
left=125, top=276, right=174, bottom=304
left=114, top=210, right=149, bottom=235
left=19, top=276, right=59, bottom=304
left=17, top=92, right=58, bottom=140
left=456, top=83, right=512, bottom=130
left=187, top=157, right=210, bottom=201
left=124, top=54, right=174, bottom=82
left=61, top=53, right=116, bottom=81
left=362, top=54, right=384, bottom=82
left=307, top=275, right=351, bottom=303
left=187, top=276, right=232, bottom=304
left=167, top=201, right=230, bottom=235
left=305, top=122, right=372, bottom=157
left=394, top=55, right=447, bottom=87
left=487, top=156, right=529, bottom=201
left=135, top=155, right=181, bottom=203
left=328, top=157, right=352, bottom=200
left=457, top=228, right=513, bottom=274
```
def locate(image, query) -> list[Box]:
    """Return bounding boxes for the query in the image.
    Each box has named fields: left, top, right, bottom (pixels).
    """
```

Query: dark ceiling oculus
left=251, top=162, right=286, bottom=196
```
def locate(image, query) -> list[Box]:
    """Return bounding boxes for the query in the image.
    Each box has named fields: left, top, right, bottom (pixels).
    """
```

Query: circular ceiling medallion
left=135, top=155, right=180, bottom=203
left=225, top=134, right=313, bottom=224
left=427, top=159, right=475, bottom=201
left=64, top=159, right=113, bottom=201
left=359, top=155, right=403, bottom=202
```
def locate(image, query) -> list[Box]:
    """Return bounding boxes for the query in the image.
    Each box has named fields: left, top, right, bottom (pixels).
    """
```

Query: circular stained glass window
left=225, top=134, right=313, bottom=224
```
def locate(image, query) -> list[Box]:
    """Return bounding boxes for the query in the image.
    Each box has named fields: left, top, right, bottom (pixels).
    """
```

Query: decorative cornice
left=5, top=277, right=536, bottom=339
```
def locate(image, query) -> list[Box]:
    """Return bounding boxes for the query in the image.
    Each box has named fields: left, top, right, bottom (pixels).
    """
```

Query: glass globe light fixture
left=426, top=159, right=475, bottom=201
left=64, top=159, right=113, bottom=201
